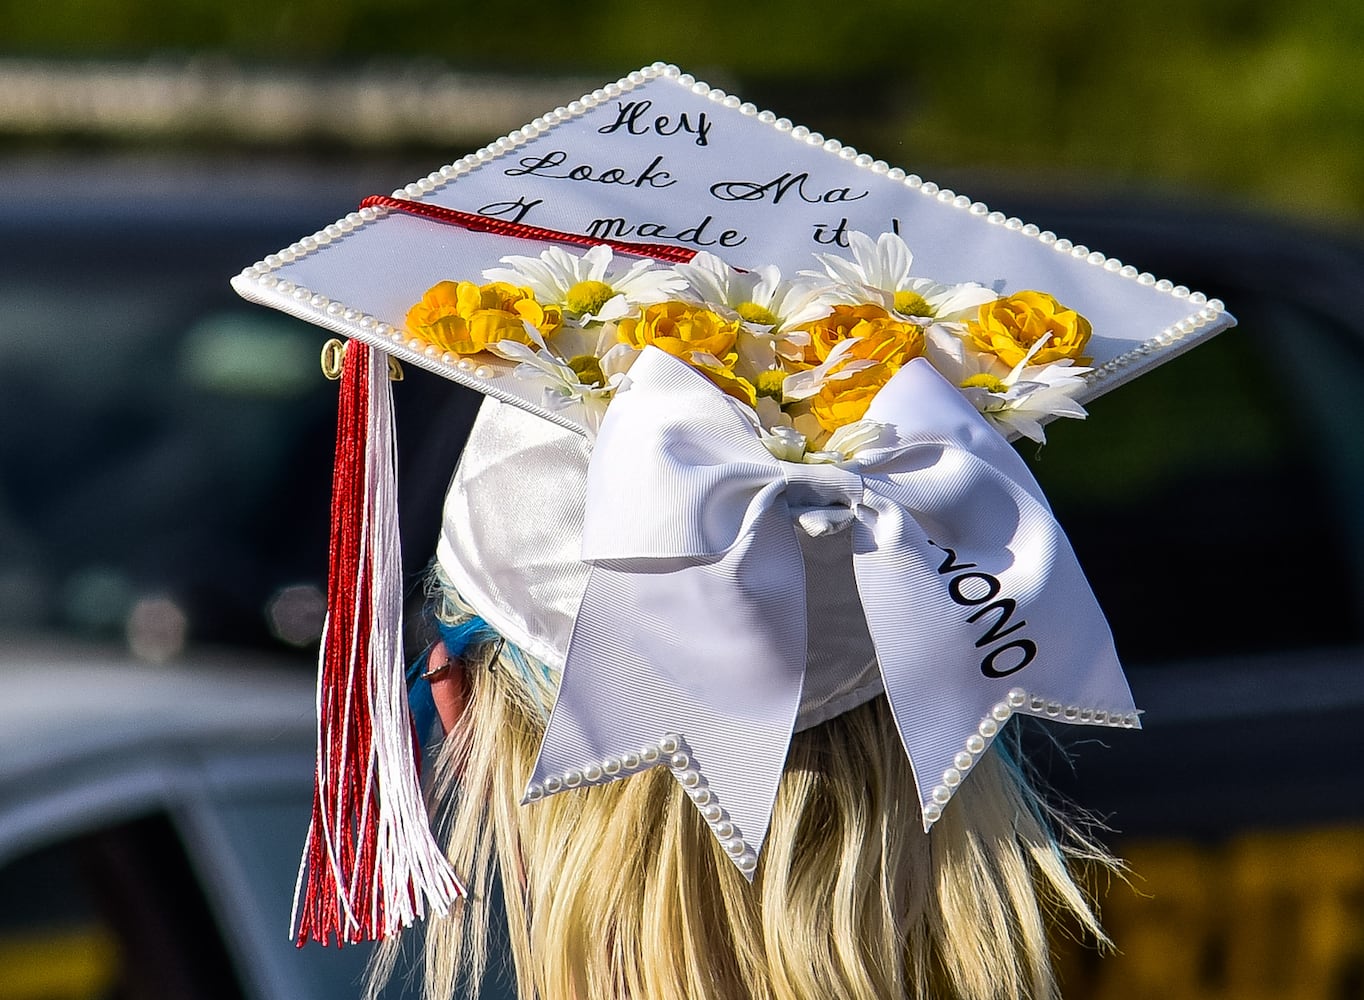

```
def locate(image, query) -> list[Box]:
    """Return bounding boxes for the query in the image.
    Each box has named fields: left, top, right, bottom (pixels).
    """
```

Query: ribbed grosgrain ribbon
left=530, top=349, right=1136, bottom=871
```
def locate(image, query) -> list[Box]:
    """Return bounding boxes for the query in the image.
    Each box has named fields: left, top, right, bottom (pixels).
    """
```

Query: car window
left=0, top=813, right=244, bottom=1000
left=0, top=217, right=478, bottom=661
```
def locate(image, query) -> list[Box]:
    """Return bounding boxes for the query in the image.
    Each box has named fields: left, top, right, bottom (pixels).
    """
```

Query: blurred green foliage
left=2, top=0, right=1360, bottom=225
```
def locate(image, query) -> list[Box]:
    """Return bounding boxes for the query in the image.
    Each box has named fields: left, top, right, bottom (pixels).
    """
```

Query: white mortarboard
left=232, top=62, right=1234, bottom=946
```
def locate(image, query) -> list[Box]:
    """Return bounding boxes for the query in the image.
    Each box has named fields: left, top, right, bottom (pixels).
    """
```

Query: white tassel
left=363, top=351, right=466, bottom=936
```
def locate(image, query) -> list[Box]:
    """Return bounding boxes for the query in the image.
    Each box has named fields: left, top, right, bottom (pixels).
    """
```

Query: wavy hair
left=369, top=581, right=1112, bottom=1000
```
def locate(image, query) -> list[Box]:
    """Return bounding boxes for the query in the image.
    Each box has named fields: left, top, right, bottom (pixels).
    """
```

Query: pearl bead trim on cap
left=920, top=686, right=1142, bottom=824
left=523, top=733, right=760, bottom=875
left=235, top=60, right=1225, bottom=415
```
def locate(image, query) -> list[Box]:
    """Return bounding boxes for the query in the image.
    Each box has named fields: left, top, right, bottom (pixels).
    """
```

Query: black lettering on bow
left=929, top=539, right=1038, bottom=680
left=981, top=640, right=1037, bottom=678
left=948, top=572, right=1001, bottom=607
left=966, top=599, right=1029, bottom=648
left=928, top=541, right=977, bottom=575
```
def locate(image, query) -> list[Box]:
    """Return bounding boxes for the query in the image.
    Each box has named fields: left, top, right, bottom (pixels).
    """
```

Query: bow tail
left=528, top=502, right=809, bottom=877
left=854, top=492, right=1138, bottom=832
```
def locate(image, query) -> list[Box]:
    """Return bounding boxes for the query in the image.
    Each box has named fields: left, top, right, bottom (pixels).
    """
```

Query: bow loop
left=530, top=349, right=1136, bottom=877
left=780, top=461, right=864, bottom=537
left=579, top=349, right=783, bottom=562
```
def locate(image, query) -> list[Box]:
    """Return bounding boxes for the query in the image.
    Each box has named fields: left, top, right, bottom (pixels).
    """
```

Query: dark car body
left=0, top=647, right=384, bottom=999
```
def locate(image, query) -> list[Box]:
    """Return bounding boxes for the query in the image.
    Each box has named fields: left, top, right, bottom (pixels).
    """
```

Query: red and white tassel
left=293, top=340, right=465, bottom=946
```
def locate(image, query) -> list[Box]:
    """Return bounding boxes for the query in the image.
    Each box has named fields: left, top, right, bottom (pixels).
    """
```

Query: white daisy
left=943, top=335, right=1092, bottom=444
left=807, top=231, right=995, bottom=322
left=804, top=419, right=894, bottom=464
left=488, top=334, right=618, bottom=433
left=483, top=244, right=686, bottom=326
left=758, top=424, right=809, bottom=463
left=675, top=252, right=830, bottom=376
left=677, top=252, right=831, bottom=332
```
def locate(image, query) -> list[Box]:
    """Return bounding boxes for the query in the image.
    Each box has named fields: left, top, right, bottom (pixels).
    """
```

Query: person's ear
left=424, top=642, right=469, bottom=734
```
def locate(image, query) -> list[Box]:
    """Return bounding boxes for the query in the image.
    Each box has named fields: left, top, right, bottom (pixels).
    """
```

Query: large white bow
left=525, top=348, right=1137, bottom=875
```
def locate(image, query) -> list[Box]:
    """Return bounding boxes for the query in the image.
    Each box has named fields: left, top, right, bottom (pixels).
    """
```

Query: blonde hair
left=372, top=587, right=1112, bottom=1000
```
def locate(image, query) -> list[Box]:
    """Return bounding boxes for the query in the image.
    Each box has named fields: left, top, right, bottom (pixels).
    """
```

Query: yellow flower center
left=565, top=280, right=616, bottom=316
left=755, top=369, right=787, bottom=399
left=736, top=301, right=780, bottom=326
left=567, top=354, right=605, bottom=387
left=960, top=373, right=1008, bottom=394
left=893, top=290, right=934, bottom=318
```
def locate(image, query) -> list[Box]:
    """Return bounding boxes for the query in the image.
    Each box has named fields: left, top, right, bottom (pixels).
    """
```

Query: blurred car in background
left=0, top=648, right=379, bottom=1000
left=1, top=150, right=1362, bottom=998
left=0, top=152, right=481, bottom=659
left=0, top=155, right=493, bottom=1000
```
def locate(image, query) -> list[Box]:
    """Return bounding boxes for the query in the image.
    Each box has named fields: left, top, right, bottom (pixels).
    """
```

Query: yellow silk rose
left=808, top=364, right=897, bottom=432
left=797, top=304, right=925, bottom=367
left=406, top=280, right=562, bottom=355
left=692, top=359, right=758, bottom=408
left=616, top=302, right=741, bottom=361
left=965, top=291, right=1092, bottom=368
left=838, top=322, right=925, bottom=367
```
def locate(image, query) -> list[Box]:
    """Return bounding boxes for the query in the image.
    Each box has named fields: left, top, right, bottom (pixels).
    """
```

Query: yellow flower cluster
left=405, top=281, right=562, bottom=356
left=965, top=291, right=1092, bottom=368
left=617, top=301, right=741, bottom=362
left=794, top=305, right=926, bottom=431
left=400, top=238, right=1095, bottom=452
left=618, top=302, right=755, bottom=405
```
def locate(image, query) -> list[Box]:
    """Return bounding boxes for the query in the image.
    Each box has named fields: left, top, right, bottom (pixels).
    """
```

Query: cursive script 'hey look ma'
left=596, top=99, right=712, bottom=147
left=504, top=150, right=678, bottom=189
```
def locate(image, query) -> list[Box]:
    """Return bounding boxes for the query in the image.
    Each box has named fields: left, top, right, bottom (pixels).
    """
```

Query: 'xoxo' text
left=928, top=540, right=1037, bottom=679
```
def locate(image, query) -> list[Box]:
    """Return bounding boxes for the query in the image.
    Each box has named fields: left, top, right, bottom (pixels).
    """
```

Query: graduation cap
left=233, top=62, right=1234, bottom=946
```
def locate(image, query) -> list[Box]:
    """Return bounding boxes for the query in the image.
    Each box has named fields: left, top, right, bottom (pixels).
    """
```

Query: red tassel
left=293, top=341, right=464, bottom=947
left=294, top=340, right=373, bottom=945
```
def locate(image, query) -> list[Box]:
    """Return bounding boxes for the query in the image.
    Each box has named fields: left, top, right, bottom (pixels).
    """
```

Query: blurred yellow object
left=1058, top=827, right=1364, bottom=1000
left=0, top=926, right=119, bottom=1000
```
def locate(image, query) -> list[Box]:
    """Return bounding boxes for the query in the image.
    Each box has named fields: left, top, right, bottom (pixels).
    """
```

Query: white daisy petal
left=747, top=266, right=782, bottom=309
left=598, top=343, right=640, bottom=380
left=674, top=251, right=735, bottom=305
left=872, top=232, right=914, bottom=289
left=821, top=418, right=893, bottom=459
left=549, top=322, right=616, bottom=362
left=581, top=244, right=613, bottom=282
left=807, top=253, right=867, bottom=290
left=923, top=281, right=996, bottom=321
left=988, top=410, right=1048, bottom=444
left=782, top=338, right=875, bottom=401
left=580, top=294, right=633, bottom=326
left=759, top=424, right=808, bottom=462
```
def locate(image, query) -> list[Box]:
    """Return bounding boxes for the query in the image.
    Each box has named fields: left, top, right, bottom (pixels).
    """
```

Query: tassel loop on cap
left=293, top=339, right=465, bottom=947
